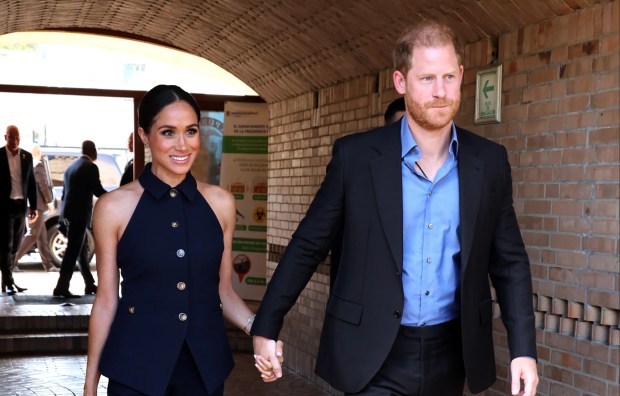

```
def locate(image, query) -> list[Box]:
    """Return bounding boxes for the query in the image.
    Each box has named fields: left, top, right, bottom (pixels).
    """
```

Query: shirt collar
left=5, top=146, right=20, bottom=158
left=400, top=118, right=459, bottom=159
left=139, top=162, right=198, bottom=202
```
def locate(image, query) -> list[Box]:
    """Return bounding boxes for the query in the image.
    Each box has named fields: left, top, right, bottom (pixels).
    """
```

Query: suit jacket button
left=176, top=249, right=185, bottom=258
left=177, top=282, right=186, bottom=290
left=178, top=313, right=187, bottom=321
left=128, top=306, right=135, bottom=314
left=393, top=310, right=401, bottom=318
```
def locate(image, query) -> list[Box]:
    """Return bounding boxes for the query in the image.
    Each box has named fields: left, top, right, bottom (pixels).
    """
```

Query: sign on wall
left=220, top=102, right=269, bottom=300
left=475, top=64, right=502, bottom=125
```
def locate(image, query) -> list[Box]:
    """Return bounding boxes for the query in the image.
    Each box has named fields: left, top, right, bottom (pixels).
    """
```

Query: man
left=53, top=140, right=106, bottom=298
left=384, top=97, right=406, bottom=125
left=119, top=132, right=134, bottom=186
left=0, top=125, right=37, bottom=295
left=13, top=144, right=58, bottom=272
left=252, top=21, right=538, bottom=396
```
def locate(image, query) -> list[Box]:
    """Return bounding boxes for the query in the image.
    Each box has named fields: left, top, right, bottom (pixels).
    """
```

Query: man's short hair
left=384, top=97, right=406, bottom=125
left=393, top=21, right=463, bottom=75
left=82, top=140, right=97, bottom=156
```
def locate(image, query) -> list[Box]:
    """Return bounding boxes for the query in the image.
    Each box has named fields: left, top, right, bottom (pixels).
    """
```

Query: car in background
left=40, top=147, right=125, bottom=267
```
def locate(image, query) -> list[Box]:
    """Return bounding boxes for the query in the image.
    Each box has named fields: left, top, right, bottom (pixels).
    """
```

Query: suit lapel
left=457, top=128, right=484, bottom=272
left=19, top=149, right=29, bottom=185
left=369, top=125, right=404, bottom=271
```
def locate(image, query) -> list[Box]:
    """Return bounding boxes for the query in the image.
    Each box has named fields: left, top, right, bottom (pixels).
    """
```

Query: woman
left=84, top=85, right=277, bottom=396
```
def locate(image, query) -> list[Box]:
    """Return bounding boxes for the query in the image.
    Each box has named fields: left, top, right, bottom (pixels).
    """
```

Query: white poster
left=221, top=102, right=268, bottom=300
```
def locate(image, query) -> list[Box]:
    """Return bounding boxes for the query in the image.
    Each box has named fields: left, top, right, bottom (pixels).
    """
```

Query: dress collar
left=139, top=163, right=198, bottom=202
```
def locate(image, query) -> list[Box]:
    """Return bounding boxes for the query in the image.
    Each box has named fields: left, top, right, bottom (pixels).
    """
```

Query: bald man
left=1, top=125, right=37, bottom=295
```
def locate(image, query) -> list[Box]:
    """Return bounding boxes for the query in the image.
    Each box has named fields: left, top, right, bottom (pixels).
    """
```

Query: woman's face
left=139, top=100, right=200, bottom=186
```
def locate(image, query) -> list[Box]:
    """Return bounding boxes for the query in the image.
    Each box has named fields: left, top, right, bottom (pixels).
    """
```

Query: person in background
left=119, top=132, right=134, bottom=186
left=384, top=96, right=406, bottom=125
left=252, top=21, right=538, bottom=396
left=13, top=144, right=59, bottom=272
left=0, top=125, right=36, bottom=295
left=84, top=85, right=280, bottom=396
left=53, top=140, right=106, bottom=298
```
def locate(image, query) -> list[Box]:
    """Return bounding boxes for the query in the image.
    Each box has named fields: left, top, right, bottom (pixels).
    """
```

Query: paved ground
left=0, top=255, right=331, bottom=395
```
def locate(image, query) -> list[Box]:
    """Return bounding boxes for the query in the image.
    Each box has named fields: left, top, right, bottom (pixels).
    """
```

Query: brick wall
left=266, top=2, right=619, bottom=394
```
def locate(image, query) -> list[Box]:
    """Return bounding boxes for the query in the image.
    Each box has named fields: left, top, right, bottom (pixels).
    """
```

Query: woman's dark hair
left=138, top=85, right=201, bottom=134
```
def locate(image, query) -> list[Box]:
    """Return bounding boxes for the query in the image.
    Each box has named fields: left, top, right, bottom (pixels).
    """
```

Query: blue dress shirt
left=401, top=118, right=461, bottom=326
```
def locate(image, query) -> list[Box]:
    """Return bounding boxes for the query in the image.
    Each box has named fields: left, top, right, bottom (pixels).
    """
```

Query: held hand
left=253, top=336, right=284, bottom=382
left=510, top=357, right=539, bottom=396
left=27, top=209, right=39, bottom=224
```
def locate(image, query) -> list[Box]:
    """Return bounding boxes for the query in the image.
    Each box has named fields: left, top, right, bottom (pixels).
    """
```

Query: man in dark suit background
left=53, top=140, right=106, bottom=298
left=119, top=132, right=134, bottom=186
left=252, top=21, right=538, bottom=395
left=0, top=125, right=37, bottom=295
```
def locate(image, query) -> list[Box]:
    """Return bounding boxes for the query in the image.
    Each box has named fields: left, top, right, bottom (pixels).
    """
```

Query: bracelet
left=243, top=315, right=256, bottom=335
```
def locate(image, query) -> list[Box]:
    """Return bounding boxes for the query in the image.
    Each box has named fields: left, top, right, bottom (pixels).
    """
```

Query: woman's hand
left=253, top=339, right=284, bottom=382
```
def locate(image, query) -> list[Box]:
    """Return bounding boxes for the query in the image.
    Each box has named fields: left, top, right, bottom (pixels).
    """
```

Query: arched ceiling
left=1, top=0, right=605, bottom=102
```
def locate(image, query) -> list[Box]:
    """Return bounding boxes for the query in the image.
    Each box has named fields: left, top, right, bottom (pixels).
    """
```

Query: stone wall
left=265, top=2, right=619, bottom=394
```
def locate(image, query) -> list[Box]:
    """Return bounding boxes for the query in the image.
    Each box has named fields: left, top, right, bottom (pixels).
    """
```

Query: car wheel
left=47, top=223, right=95, bottom=268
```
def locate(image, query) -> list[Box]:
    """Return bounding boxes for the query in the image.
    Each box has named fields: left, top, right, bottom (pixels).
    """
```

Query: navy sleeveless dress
left=99, top=164, right=233, bottom=395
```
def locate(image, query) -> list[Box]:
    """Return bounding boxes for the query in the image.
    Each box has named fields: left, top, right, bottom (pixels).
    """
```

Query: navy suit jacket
left=0, top=146, right=37, bottom=212
left=60, top=155, right=106, bottom=224
left=252, top=122, right=536, bottom=393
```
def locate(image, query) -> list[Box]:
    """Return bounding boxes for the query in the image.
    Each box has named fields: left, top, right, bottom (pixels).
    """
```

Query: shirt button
left=428, top=223, right=433, bottom=229
left=428, top=190, right=433, bottom=196
left=393, top=310, right=401, bottom=318
left=176, top=249, right=185, bottom=258
left=426, top=257, right=432, bottom=264
left=177, top=282, right=186, bottom=290
left=128, top=306, right=135, bottom=314
left=425, top=291, right=430, bottom=296
left=171, top=221, right=180, bottom=228
left=169, top=189, right=178, bottom=198
left=178, top=313, right=187, bottom=321
left=421, top=322, right=426, bottom=326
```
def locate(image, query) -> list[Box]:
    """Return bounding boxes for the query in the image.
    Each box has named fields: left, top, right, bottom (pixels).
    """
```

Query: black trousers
left=347, top=319, right=466, bottom=396
left=107, top=342, right=223, bottom=396
left=56, top=217, right=95, bottom=290
left=0, top=199, right=26, bottom=287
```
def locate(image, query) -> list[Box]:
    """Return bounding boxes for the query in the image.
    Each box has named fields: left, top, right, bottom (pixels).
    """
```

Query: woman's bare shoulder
left=197, top=181, right=234, bottom=202
left=94, top=182, right=143, bottom=221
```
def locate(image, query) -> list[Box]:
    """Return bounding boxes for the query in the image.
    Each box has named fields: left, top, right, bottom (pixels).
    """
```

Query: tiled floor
left=0, top=353, right=330, bottom=395
left=0, top=256, right=331, bottom=395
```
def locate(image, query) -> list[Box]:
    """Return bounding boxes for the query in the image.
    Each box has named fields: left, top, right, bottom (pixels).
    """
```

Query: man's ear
left=393, top=71, right=406, bottom=95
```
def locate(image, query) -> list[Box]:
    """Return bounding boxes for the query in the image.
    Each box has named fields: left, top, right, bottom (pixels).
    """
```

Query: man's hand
left=253, top=336, right=284, bottom=382
left=511, top=357, right=538, bottom=396
left=27, top=209, right=39, bottom=224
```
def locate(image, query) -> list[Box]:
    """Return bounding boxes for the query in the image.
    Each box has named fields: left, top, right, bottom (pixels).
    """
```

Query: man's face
left=5, top=127, right=20, bottom=155
left=394, top=44, right=463, bottom=132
